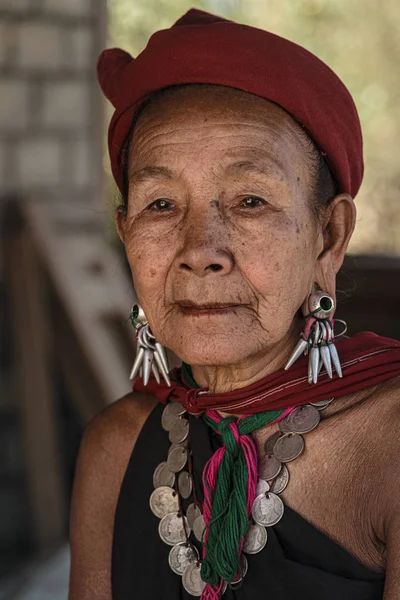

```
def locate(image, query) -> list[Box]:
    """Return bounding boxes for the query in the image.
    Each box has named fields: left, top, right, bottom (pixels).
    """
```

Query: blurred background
left=0, top=0, right=399, bottom=597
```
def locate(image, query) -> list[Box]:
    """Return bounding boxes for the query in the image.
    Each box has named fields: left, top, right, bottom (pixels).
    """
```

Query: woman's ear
left=114, top=205, right=128, bottom=245
left=314, top=193, right=357, bottom=298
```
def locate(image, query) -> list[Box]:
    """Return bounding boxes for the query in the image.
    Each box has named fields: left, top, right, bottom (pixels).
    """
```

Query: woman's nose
left=177, top=215, right=234, bottom=278
left=179, top=247, right=233, bottom=277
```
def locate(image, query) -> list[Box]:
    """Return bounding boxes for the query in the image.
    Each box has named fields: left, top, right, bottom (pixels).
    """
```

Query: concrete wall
left=0, top=0, right=106, bottom=204
left=0, top=0, right=107, bottom=577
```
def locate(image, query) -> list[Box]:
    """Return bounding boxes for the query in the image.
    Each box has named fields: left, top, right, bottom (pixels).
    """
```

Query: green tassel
left=181, top=363, right=284, bottom=586
left=201, top=410, right=284, bottom=586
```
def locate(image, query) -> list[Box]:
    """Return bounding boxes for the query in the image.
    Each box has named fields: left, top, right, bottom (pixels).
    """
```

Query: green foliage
left=105, top=0, right=400, bottom=254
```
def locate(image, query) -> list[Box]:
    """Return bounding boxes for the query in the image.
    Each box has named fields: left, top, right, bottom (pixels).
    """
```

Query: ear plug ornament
left=126, top=304, right=171, bottom=386
left=284, top=291, right=347, bottom=384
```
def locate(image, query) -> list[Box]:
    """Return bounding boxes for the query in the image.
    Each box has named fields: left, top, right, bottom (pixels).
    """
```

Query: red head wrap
left=97, top=8, right=363, bottom=198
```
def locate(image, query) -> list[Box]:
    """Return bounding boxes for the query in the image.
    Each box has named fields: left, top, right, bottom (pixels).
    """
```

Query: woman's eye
left=240, top=196, right=266, bottom=208
left=148, top=199, right=173, bottom=211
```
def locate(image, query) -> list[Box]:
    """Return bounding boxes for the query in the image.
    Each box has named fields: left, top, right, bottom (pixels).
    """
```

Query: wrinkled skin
left=69, top=88, right=400, bottom=600
left=115, top=85, right=356, bottom=393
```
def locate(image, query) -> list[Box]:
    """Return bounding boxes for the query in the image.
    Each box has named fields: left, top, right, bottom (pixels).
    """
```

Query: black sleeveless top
left=112, top=402, right=385, bottom=599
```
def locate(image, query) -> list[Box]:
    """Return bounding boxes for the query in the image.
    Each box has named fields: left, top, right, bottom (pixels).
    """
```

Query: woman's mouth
left=176, top=301, right=242, bottom=316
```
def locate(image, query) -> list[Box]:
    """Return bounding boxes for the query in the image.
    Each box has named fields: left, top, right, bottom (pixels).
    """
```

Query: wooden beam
left=7, top=223, right=65, bottom=553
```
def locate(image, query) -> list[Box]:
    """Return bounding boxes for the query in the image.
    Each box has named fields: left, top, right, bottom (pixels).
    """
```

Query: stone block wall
left=0, top=0, right=106, bottom=574
left=0, top=0, right=106, bottom=203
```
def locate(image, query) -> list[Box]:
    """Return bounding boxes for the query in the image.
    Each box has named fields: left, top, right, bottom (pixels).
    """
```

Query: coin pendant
left=153, top=461, right=175, bottom=488
left=273, top=432, right=305, bottom=462
left=161, top=402, right=186, bottom=431
left=168, top=441, right=188, bottom=455
left=186, top=503, right=202, bottom=530
left=264, top=431, right=281, bottom=454
left=167, top=445, right=188, bottom=473
left=252, top=492, right=284, bottom=527
left=168, top=542, right=199, bottom=576
left=159, top=512, right=190, bottom=546
left=256, top=479, right=270, bottom=496
left=259, top=453, right=282, bottom=480
left=193, top=513, right=206, bottom=543
left=178, top=470, right=193, bottom=499
left=278, top=417, right=292, bottom=434
left=310, top=398, right=334, bottom=410
left=149, top=486, right=179, bottom=519
left=286, top=404, right=320, bottom=433
left=269, top=463, right=290, bottom=494
left=231, top=554, right=248, bottom=584
left=169, top=418, right=190, bottom=444
left=182, top=562, right=206, bottom=597
left=243, top=521, right=268, bottom=554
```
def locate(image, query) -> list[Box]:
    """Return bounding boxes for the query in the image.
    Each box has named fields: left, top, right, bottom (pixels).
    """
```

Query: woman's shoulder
left=355, top=374, right=400, bottom=545
left=325, top=372, right=400, bottom=423
left=83, top=389, right=159, bottom=453
left=75, top=388, right=159, bottom=499
left=334, top=374, right=400, bottom=460
left=69, top=390, right=159, bottom=599
left=366, top=374, right=400, bottom=426
left=72, top=387, right=159, bottom=518
left=371, top=374, right=400, bottom=469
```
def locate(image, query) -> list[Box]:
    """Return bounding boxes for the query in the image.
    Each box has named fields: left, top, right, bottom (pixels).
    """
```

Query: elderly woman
left=69, top=9, right=400, bottom=600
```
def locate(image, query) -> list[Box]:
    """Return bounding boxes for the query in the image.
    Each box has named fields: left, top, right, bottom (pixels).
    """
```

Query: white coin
left=161, top=402, right=186, bottom=431
left=256, top=479, right=270, bottom=496
left=310, top=398, right=334, bottom=410
left=273, top=433, right=304, bottom=462
left=269, top=463, right=290, bottom=494
left=159, top=512, right=190, bottom=546
left=264, top=431, right=281, bottom=454
left=259, top=453, right=282, bottom=480
left=186, top=503, right=202, bottom=530
left=178, top=470, right=193, bottom=499
left=153, top=461, right=175, bottom=488
left=230, top=554, right=248, bottom=585
left=286, top=404, right=320, bottom=433
left=243, top=522, right=268, bottom=554
left=168, top=542, right=199, bottom=576
left=252, top=492, right=284, bottom=527
left=193, top=513, right=206, bottom=543
left=182, top=562, right=206, bottom=596
left=149, top=486, right=179, bottom=519
left=167, top=445, right=188, bottom=473
left=169, top=418, right=189, bottom=444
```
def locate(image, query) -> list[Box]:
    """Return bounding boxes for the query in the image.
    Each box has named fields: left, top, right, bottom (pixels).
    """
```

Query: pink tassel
left=303, top=316, right=316, bottom=339
left=199, top=406, right=295, bottom=598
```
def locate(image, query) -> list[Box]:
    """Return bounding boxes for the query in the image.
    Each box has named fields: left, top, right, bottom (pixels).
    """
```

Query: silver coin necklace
left=150, top=397, right=334, bottom=597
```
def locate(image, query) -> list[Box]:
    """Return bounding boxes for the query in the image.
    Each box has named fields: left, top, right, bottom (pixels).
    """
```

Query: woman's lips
left=177, top=302, right=242, bottom=315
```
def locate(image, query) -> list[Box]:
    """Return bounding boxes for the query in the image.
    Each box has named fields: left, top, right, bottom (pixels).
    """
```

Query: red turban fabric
left=97, top=8, right=363, bottom=198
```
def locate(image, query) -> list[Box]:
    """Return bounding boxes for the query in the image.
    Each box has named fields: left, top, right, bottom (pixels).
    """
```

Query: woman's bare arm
left=68, top=391, right=158, bottom=600
left=381, top=383, right=400, bottom=599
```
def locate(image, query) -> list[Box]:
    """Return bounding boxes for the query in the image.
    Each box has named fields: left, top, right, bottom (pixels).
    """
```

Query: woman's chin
left=166, top=330, right=259, bottom=367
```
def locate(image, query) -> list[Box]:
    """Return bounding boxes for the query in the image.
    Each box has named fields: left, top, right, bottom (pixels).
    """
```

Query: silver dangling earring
left=284, top=290, right=347, bottom=384
left=126, top=304, right=171, bottom=387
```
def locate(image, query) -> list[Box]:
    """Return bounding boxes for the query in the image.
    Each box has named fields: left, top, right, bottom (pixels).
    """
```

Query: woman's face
left=116, top=86, right=326, bottom=366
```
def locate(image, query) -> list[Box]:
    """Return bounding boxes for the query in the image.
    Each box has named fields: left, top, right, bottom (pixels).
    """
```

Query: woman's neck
left=190, top=323, right=301, bottom=394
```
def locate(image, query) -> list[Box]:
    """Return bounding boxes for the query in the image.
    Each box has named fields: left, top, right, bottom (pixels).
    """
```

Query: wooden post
left=8, top=223, right=66, bottom=552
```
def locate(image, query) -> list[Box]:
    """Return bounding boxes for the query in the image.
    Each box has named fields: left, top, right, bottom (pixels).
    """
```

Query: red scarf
left=132, top=332, right=400, bottom=416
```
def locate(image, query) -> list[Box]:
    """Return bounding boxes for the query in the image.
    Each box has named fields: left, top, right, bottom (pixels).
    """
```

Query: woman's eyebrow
left=128, top=165, right=174, bottom=185
left=128, top=159, right=286, bottom=185
left=224, top=159, right=285, bottom=179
